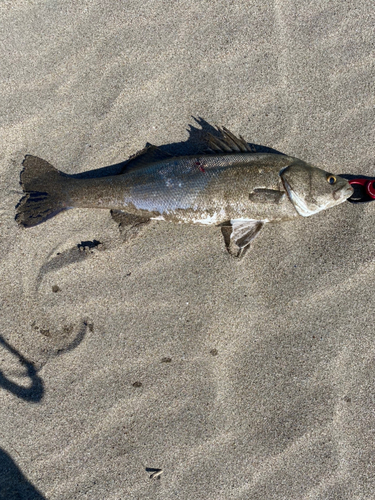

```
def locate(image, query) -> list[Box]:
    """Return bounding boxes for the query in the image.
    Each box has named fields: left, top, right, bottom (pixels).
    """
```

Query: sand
left=1, top=1, right=375, bottom=498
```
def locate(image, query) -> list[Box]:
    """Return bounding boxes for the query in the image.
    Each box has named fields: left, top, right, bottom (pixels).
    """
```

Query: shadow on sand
left=0, top=323, right=89, bottom=498
left=0, top=448, right=46, bottom=500
left=0, top=335, right=43, bottom=404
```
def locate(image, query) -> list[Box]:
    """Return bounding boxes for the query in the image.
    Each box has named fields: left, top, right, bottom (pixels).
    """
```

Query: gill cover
left=280, top=161, right=353, bottom=217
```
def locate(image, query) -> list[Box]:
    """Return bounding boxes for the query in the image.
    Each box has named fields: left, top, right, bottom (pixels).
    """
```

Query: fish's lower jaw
left=343, top=186, right=354, bottom=200
left=333, top=186, right=353, bottom=201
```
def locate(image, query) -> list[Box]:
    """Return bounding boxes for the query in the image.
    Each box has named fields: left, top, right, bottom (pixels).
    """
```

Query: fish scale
left=112, top=153, right=296, bottom=223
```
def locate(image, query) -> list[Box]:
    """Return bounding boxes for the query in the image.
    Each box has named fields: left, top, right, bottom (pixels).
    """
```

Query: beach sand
left=1, top=1, right=375, bottom=498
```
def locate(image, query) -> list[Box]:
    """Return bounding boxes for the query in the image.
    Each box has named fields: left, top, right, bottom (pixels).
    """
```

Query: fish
left=16, top=126, right=354, bottom=257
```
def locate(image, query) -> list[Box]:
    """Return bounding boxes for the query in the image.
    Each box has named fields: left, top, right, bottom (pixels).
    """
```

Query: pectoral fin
left=249, top=189, right=285, bottom=204
left=221, top=220, right=264, bottom=258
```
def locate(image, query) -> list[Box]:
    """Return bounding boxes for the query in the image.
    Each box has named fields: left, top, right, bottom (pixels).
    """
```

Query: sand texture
left=1, top=1, right=375, bottom=498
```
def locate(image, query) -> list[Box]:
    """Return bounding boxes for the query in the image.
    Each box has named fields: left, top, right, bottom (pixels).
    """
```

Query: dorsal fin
left=120, top=145, right=173, bottom=174
left=205, top=126, right=256, bottom=153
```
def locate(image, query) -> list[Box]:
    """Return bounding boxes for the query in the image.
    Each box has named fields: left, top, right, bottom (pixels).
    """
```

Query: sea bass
left=16, top=127, right=353, bottom=257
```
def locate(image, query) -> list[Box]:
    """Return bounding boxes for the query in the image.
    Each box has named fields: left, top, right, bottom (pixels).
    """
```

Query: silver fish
left=16, top=126, right=353, bottom=257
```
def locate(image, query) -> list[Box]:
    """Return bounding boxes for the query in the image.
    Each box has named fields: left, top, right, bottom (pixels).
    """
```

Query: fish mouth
left=333, top=185, right=354, bottom=200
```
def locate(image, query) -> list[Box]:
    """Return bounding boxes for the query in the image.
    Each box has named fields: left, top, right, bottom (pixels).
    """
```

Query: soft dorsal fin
left=120, top=145, right=173, bottom=174
left=205, top=126, right=256, bottom=153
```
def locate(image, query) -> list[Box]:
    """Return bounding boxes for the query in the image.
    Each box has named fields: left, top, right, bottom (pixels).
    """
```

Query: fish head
left=280, top=161, right=354, bottom=217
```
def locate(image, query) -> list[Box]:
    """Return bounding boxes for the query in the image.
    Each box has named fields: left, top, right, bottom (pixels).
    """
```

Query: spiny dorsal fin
left=205, top=127, right=256, bottom=154
left=120, top=145, right=173, bottom=174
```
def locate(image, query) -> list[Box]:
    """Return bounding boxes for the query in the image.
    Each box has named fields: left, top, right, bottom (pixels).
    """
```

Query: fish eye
left=327, top=175, right=336, bottom=185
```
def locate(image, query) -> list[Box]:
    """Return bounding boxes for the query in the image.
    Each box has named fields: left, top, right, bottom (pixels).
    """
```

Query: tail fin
left=16, top=155, right=68, bottom=228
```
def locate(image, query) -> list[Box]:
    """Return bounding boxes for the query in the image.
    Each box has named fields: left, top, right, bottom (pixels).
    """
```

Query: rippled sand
left=1, top=1, right=375, bottom=498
